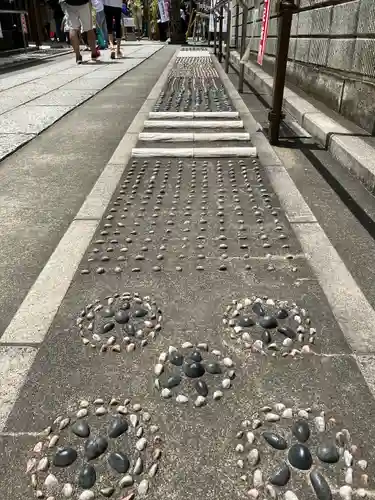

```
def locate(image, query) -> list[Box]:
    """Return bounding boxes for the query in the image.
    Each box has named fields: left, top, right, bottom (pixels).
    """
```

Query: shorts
left=61, top=2, right=93, bottom=32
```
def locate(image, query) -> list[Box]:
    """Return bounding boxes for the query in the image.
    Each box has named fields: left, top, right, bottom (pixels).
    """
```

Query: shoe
left=91, top=48, right=100, bottom=61
left=110, top=50, right=115, bottom=59
left=76, top=54, right=83, bottom=64
left=116, top=50, right=123, bottom=58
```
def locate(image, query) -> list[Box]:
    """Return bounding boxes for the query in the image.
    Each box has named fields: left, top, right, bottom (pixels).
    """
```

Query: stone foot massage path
left=2, top=48, right=375, bottom=500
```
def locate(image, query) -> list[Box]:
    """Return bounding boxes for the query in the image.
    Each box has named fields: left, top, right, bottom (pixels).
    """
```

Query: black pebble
left=189, top=350, right=202, bottom=362
left=310, top=470, right=332, bottom=500
left=238, top=316, right=255, bottom=328
left=134, top=308, right=148, bottom=318
left=269, top=463, right=291, bottom=486
left=261, top=330, right=272, bottom=344
left=205, top=362, right=222, bottom=374
left=288, top=443, right=313, bottom=470
left=100, top=322, right=115, bottom=334
left=276, top=308, right=289, bottom=319
left=115, top=310, right=129, bottom=324
left=108, top=452, right=130, bottom=473
left=169, top=351, right=184, bottom=366
left=183, top=361, right=205, bottom=378
left=108, top=417, right=128, bottom=438
left=317, top=443, right=339, bottom=463
left=259, top=316, right=278, bottom=329
left=71, top=420, right=90, bottom=438
left=277, top=326, right=296, bottom=339
left=164, top=375, right=182, bottom=388
left=53, top=447, right=78, bottom=467
left=78, top=464, right=97, bottom=489
left=125, top=323, right=135, bottom=336
left=252, top=302, right=266, bottom=316
left=194, top=379, right=209, bottom=397
left=292, top=420, right=310, bottom=442
left=85, top=436, right=108, bottom=460
left=263, top=431, right=287, bottom=450
left=120, top=301, right=130, bottom=310
left=102, top=307, right=114, bottom=317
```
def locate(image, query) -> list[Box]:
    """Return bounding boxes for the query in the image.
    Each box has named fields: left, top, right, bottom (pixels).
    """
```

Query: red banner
left=257, top=0, right=271, bottom=65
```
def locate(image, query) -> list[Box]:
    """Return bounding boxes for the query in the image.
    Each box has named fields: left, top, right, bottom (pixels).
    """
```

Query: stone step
left=143, top=120, right=244, bottom=129
left=138, top=132, right=250, bottom=142
left=131, top=147, right=257, bottom=157
left=148, top=111, right=240, bottom=119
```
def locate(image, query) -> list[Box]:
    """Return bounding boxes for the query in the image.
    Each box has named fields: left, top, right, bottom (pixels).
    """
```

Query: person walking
left=103, top=0, right=123, bottom=59
left=59, top=0, right=99, bottom=64
left=130, top=0, right=143, bottom=41
left=92, top=0, right=108, bottom=48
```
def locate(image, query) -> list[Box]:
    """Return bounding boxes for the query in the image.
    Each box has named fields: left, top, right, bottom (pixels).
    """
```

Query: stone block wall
left=229, top=0, right=375, bottom=134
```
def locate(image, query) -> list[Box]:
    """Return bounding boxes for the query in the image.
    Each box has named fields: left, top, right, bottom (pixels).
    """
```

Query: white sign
left=209, top=0, right=227, bottom=32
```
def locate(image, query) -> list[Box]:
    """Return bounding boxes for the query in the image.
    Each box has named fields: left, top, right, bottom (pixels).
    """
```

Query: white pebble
left=159, top=352, right=167, bottom=362
left=62, top=483, right=73, bottom=498
left=345, top=468, right=353, bottom=485
left=79, top=491, right=95, bottom=500
left=77, top=409, right=88, bottom=419
left=222, top=378, right=231, bottom=389
left=357, top=489, right=367, bottom=498
left=265, top=413, right=280, bottom=422
left=80, top=399, right=89, bottom=407
left=236, top=444, right=244, bottom=453
left=358, top=460, right=368, bottom=470
left=138, top=479, right=149, bottom=496
left=339, top=485, right=352, bottom=500
left=248, top=489, right=259, bottom=499
left=117, top=405, right=127, bottom=415
left=26, top=458, right=37, bottom=473
left=107, top=336, right=116, bottom=346
left=285, top=492, right=299, bottom=500
left=252, top=419, right=262, bottom=429
left=274, top=403, right=286, bottom=412
left=253, top=469, right=263, bottom=487
left=282, top=408, right=293, bottom=419
left=314, top=415, right=325, bottom=432
left=161, top=388, right=172, bottom=399
left=283, top=338, right=293, bottom=347
left=252, top=340, right=264, bottom=352
left=301, top=345, right=311, bottom=353
left=44, top=474, right=58, bottom=491
left=195, top=396, right=206, bottom=407
left=182, top=342, right=193, bottom=348
left=153, top=448, right=162, bottom=460
left=154, top=363, right=164, bottom=376
left=234, top=326, right=243, bottom=334
left=213, top=390, right=223, bottom=400
left=59, top=418, right=70, bottom=431
left=150, top=425, right=159, bottom=433
left=136, top=426, right=144, bottom=438
left=212, top=349, right=222, bottom=356
left=223, top=357, right=234, bottom=367
left=298, top=410, right=309, bottom=419
left=344, top=450, right=353, bottom=467
left=118, top=475, right=134, bottom=487
left=37, top=457, right=49, bottom=471
left=246, top=431, right=255, bottom=444
left=168, top=345, right=177, bottom=354
left=48, top=435, right=59, bottom=448
left=136, top=437, right=147, bottom=451
left=33, top=441, right=43, bottom=453
left=94, top=398, right=104, bottom=405
left=242, top=332, right=251, bottom=342
left=176, top=395, right=189, bottom=404
left=248, top=449, right=260, bottom=466
left=130, top=414, right=138, bottom=427
left=126, top=343, right=135, bottom=352
left=95, top=406, right=107, bottom=416
left=266, top=485, right=277, bottom=499
left=197, top=342, right=208, bottom=351
left=237, top=459, right=244, bottom=469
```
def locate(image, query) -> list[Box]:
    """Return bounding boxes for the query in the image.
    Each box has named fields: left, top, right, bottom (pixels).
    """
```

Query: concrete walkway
left=1, top=47, right=375, bottom=500
left=0, top=42, right=164, bottom=162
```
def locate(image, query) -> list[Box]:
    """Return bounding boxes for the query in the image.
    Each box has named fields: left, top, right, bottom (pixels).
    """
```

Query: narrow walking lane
left=0, top=47, right=375, bottom=500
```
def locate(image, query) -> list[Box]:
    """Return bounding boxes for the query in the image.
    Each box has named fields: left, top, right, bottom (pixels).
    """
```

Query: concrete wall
left=230, top=0, right=375, bottom=134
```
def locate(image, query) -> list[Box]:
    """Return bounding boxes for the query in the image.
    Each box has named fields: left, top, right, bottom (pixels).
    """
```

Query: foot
left=110, top=50, right=115, bottom=60
left=116, top=50, right=123, bottom=58
left=76, top=54, right=83, bottom=64
left=91, top=48, right=100, bottom=61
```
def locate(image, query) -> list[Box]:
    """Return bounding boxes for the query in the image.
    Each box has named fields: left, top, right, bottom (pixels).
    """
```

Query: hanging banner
left=21, top=13, right=28, bottom=34
left=241, top=7, right=258, bottom=63
left=158, top=0, right=170, bottom=22
left=0, top=21, right=3, bottom=39
left=257, top=0, right=270, bottom=65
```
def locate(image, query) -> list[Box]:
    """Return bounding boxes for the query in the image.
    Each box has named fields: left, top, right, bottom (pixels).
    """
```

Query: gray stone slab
left=0, top=134, right=33, bottom=161
left=61, top=76, right=119, bottom=91
left=29, top=89, right=98, bottom=106
left=0, top=105, right=73, bottom=135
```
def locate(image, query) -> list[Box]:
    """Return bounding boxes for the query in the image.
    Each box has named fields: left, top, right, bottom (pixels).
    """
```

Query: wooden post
left=238, top=2, right=248, bottom=93
left=218, top=6, right=223, bottom=62
left=225, top=6, right=231, bottom=73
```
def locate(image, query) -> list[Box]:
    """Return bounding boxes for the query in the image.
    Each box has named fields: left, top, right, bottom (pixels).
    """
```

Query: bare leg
left=116, top=37, right=122, bottom=56
left=87, top=29, right=98, bottom=58
left=108, top=32, right=115, bottom=58
left=69, top=29, right=81, bottom=62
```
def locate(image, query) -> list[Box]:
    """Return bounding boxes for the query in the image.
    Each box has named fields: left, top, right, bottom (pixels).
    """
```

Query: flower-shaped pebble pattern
left=234, top=403, right=370, bottom=500
left=154, top=342, right=236, bottom=407
left=26, top=397, right=163, bottom=500
left=75, top=292, right=162, bottom=354
left=223, top=296, right=316, bottom=358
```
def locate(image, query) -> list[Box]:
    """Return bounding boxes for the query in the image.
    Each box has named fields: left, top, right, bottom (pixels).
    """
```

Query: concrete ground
left=0, top=47, right=375, bottom=500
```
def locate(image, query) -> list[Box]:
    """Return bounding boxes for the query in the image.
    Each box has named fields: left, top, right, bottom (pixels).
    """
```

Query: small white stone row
left=148, top=111, right=240, bottom=118
left=143, top=120, right=244, bottom=129
left=132, top=147, right=257, bottom=158
left=139, top=132, right=250, bottom=142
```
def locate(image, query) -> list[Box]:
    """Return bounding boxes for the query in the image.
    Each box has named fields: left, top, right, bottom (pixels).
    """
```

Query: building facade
left=0, top=0, right=29, bottom=51
left=230, top=0, right=375, bottom=134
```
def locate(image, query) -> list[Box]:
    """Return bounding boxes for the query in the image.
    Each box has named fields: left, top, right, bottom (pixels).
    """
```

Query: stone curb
left=228, top=50, right=375, bottom=194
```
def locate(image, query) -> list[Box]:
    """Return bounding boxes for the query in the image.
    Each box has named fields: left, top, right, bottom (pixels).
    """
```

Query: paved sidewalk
left=1, top=47, right=375, bottom=500
left=0, top=42, right=164, bottom=162
left=0, top=47, right=72, bottom=73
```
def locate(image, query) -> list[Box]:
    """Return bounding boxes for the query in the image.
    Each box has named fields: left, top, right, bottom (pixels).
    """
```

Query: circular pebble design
left=234, top=404, right=370, bottom=500
left=154, top=342, right=236, bottom=407
left=222, top=296, right=316, bottom=357
left=74, top=292, right=162, bottom=354
left=26, top=397, right=163, bottom=500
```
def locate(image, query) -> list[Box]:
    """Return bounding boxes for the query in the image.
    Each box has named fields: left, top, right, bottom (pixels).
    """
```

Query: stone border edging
left=228, top=50, right=375, bottom=194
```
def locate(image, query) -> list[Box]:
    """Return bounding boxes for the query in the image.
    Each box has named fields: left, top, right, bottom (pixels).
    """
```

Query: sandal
left=110, top=50, right=116, bottom=60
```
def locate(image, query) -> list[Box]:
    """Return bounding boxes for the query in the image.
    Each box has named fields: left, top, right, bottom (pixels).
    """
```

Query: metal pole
left=225, top=6, right=231, bottom=73
left=234, top=2, right=239, bottom=49
left=238, top=3, right=248, bottom=93
left=268, top=0, right=296, bottom=145
left=218, top=6, right=223, bottom=62
left=213, top=14, right=217, bottom=54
